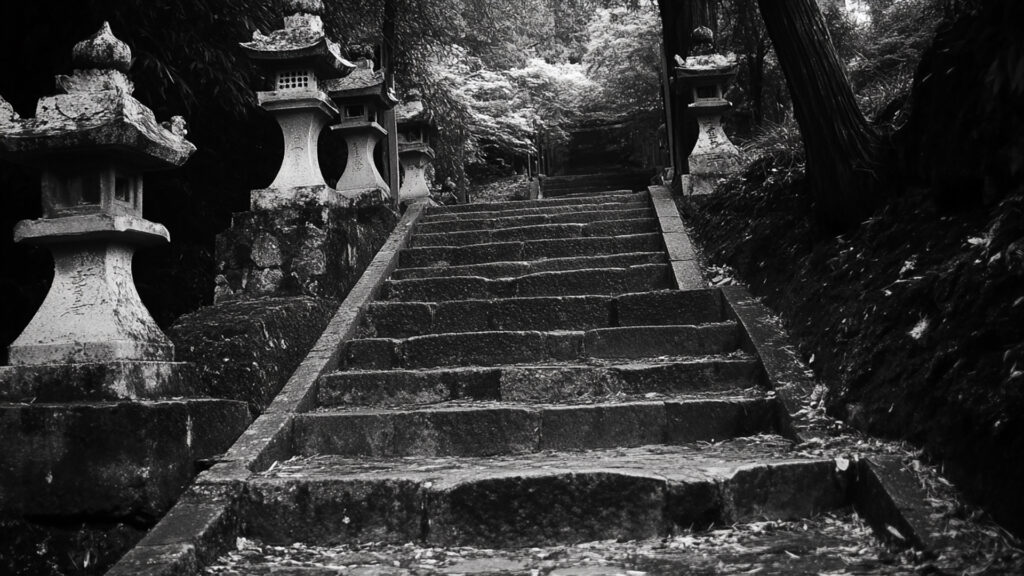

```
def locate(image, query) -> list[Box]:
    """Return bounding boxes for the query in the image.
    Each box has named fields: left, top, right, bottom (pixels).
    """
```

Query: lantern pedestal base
left=0, top=361, right=195, bottom=402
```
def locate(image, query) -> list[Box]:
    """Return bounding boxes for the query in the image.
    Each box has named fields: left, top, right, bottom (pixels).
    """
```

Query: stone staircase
left=112, top=188, right=943, bottom=575
left=228, top=190, right=845, bottom=551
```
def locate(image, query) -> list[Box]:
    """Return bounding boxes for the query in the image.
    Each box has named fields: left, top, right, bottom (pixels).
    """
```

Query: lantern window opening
left=80, top=173, right=102, bottom=205
left=114, top=175, right=132, bottom=204
left=277, top=69, right=313, bottom=91
left=695, top=85, right=718, bottom=100
left=346, top=105, right=365, bottom=119
left=369, top=109, right=377, bottom=123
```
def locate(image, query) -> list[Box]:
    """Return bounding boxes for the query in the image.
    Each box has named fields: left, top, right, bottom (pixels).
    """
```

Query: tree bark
left=757, top=0, right=882, bottom=231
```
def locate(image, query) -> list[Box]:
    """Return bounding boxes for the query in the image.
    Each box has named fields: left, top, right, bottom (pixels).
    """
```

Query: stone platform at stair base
left=0, top=399, right=249, bottom=521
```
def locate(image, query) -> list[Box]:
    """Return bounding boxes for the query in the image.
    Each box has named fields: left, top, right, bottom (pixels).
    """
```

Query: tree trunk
left=757, top=0, right=881, bottom=231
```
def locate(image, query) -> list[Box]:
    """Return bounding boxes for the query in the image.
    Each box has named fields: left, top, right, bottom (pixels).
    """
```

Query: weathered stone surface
left=0, top=399, right=249, bottom=519
left=319, top=367, right=502, bottom=407
left=616, top=289, right=723, bottom=325
left=399, top=331, right=557, bottom=368
left=0, top=361, right=195, bottom=402
left=414, top=224, right=584, bottom=247
left=398, top=145, right=434, bottom=204
left=294, top=407, right=541, bottom=457
left=8, top=243, right=174, bottom=366
left=215, top=203, right=396, bottom=302
left=665, top=398, right=779, bottom=443
left=724, top=460, right=849, bottom=523
left=168, top=296, right=336, bottom=414
left=345, top=338, right=399, bottom=369
left=240, top=442, right=842, bottom=547
left=296, top=397, right=778, bottom=457
left=539, top=403, right=667, bottom=450
left=415, top=207, right=654, bottom=234
left=426, top=192, right=647, bottom=216
left=423, top=202, right=649, bottom=225
left=318, top=358, right=760, bottom=407
left=430, top=472, right=667, bottom=546
left=385, top=266, right=672, bottom=302
left=245, top=478, right=426, bottom=545
left=391, top=252, right=667, bottom=281
left=362, top=301, right=435, bottom=337
left=583, top=324, right=738, bottom=358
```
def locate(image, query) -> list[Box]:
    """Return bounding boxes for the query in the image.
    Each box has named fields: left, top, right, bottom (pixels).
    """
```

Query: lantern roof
left=241, top=0, right=355, bottom=78
left=323, top=59, right=399, bottom=109
left=0, top=23, right=195, bottom=169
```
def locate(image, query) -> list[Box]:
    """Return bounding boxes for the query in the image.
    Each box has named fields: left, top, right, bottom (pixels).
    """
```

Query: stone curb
left=106, top=201, right=427, bottom=576
left=719, top=285, right=815, bottom=442
left=719, top=285, right=944, bottom=553
left=853, top=455, right=953, bottom=551
left=648, top=185, right=705, bottom=290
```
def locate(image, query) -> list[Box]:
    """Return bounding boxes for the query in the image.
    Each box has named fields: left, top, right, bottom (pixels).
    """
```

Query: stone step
left=391, top=251, right=667, bottom=281
left=426, top=191, right=647, bottom=216
left=384, top=264, right=673, bottom=302
left=411, top=218, right=660, bottom=248
left=343, top=324, right=739, bottom=370
left=415, top=207, right=654, bottom=234
left=293, top=396, right=781, bottom=458
left=212, top=507, right=914, bottom=575
left=545, top=187, right=642, bottom=198
left=243, top=439, right=844, bottom=547
left=361, top=289, right=724, bottom=337
left=422, top=199, right=651, bottom=224
left=318, top=356, right=761, bottom=407
left=399, top=233, right=665, bottom=268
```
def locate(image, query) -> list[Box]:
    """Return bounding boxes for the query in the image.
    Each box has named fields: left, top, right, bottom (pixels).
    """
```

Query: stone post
left=675, top=27, right=742, bottom=195
left=240, top=0, right=355, bottom=210
left=0, top=23, right=197, bottom=396
left=396, top=95, right=435, bottom=204
left=324, top=58, right=399, bottom=203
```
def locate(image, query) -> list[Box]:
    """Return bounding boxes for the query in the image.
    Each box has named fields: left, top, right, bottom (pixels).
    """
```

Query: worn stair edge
left=390, top=252, right=668, bottom=281
left=412, top=218, right=661, bottom=248
left=241, top=457, right=849, bottom=547
left=416, top=207, right=655, bottom=233
left=649, top=185, right=704, bottom=290
left=422, top=200, right=650, bottom=223
left=384, top=264, right=674, bottom=302
left=317, top=357, right=761, bottom=407
left=361, top=289, right=725, bottom=338
left=399, top=233, right=666, bottom=268
left=343, top=323, right=740, bottom=370
left=719, top=285, right=816, bottom=442
left=429, top=191, right=646, bottom=215
left=106, top=202, right=428, bottom=576
left=292, top=397, right=782, bottom=457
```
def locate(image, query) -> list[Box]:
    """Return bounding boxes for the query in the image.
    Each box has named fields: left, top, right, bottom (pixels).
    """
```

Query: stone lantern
left=675, top=26, right=742, bottom=195
left=241, top=0, right=355, bottom=209
left=323, top=58, right=398, bottom=202
left=395, top=94, right=435, bottom=204
left=0, top=23, right=195, bottom=391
